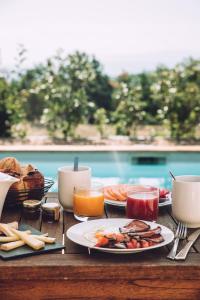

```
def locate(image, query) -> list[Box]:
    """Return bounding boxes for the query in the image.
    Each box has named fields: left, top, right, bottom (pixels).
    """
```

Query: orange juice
left=74, top=190, right=104, bottom=217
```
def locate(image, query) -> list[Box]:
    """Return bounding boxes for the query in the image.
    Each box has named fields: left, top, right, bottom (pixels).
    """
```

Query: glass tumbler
left=126, top=186, right=159, bottom=221
left=73, top=182, right=104, bottom=222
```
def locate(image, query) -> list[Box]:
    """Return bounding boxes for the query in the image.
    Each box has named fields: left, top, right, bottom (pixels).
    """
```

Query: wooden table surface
left=1, top=193, right=200, bottom=300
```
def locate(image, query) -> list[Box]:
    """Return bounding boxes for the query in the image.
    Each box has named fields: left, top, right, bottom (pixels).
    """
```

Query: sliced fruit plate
left=67, top=218, right=174, bottom=254
left=104, top=184, right=171, bottom=207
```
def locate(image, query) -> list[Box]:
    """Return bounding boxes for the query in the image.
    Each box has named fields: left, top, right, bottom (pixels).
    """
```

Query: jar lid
left=23, top=199, right=41, bottom=209
left=41, top=202, right=60, bottom=212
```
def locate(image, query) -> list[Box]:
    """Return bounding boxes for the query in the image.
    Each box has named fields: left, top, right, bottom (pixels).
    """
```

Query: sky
left=0, top=0, right=200, bottom=75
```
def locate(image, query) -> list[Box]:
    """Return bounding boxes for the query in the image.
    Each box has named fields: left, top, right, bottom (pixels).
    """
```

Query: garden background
left=0, top=46, right=200, bottom=144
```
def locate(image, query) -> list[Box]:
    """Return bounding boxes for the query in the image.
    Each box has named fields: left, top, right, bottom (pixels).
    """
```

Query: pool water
left=0, top=151, right=200, bottom=190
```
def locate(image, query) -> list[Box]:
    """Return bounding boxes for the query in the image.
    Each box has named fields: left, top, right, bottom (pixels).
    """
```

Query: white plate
left=66, top=218, right=174, bottom=254
left=105, top=193, right=172, bottom=208
left=159, top=194, right=172, bottom=207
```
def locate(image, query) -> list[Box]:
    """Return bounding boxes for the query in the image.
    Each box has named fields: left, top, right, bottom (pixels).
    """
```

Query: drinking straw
left=169, top=171, right=176, bottom=181
left=74, top=157, right=79, bottom=171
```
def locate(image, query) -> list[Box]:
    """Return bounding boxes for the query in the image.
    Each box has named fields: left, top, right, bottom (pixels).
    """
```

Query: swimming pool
left=0, top=151, right=200, bottom=190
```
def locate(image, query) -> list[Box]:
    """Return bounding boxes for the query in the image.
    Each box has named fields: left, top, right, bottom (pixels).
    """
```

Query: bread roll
left=22, top=164, right=44, bottom=190
left=0, top=158, right=44, bottom=192
left=21, top=164, right=35, bottom=176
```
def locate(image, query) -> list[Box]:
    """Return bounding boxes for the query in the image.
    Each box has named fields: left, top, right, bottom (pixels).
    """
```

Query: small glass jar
left=23, top=200, right=41, bottom=219
left=42, top=203, right=60, bottom=223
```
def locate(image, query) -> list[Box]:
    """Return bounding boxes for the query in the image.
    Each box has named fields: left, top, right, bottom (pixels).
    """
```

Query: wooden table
left=1, top=193, right=200, bottom=300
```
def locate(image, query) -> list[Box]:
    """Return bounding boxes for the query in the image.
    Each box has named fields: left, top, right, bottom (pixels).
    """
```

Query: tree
left=112, top=81, right=146, bottom=137
left=6, top=45, right=29, bottom=138
left=39, top=51, right=113, bottom=139
left=0, top=77, right=11, bottom=137
left=94, top=108, right=108, bottom=138
left=0, top=45, right=28, bottom=138
left=40, top=57, right=88, bottom=140
left=66, top=52, right=113, bottom=119
left=17, top=65, right=47, bottom=121
left=151, top=60, right=200, bottom=141
left=42, top=87, right=88, bottom=140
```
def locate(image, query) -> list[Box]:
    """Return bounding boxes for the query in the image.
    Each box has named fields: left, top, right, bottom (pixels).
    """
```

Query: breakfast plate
left=104, top=184, right=171, bottom=208
left=158, top=194, right=172, bottom=207
left=105, top=193, right=172, bottom=208
left=66, top=218, right=174, bottom=254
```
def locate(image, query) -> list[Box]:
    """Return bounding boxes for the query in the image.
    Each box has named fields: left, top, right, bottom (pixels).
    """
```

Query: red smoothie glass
left=126, top=186, right=159, bottom=221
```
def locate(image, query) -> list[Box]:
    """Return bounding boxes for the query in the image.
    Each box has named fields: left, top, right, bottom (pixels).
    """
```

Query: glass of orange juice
left=73, top=182, right=104, bottom=221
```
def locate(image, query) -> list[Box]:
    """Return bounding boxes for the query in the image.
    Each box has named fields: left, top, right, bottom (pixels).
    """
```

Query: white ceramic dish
left=66, top=218, right=174, bottom=254
left=159, top=194, right=172, bottom=207
left=105, top=193, right=172, bottom=208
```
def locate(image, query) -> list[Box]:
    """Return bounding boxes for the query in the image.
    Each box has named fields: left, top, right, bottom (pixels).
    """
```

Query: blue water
left=1, top=151, right=200, bottom=190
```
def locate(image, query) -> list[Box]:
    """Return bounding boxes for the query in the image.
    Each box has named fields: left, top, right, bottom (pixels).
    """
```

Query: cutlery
left=167, top=222, right=187, bottom=260
left=175, top=229, right=200, bottom=260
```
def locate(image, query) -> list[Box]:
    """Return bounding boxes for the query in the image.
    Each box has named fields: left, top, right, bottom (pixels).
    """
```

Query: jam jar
left=42, top=203, right=60, bottom=222
left=23, top=200, right=41, bottom=219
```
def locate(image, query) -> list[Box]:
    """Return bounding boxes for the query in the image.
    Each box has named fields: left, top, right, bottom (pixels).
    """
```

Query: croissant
left=0, top=157, right=22, bottom=175
left=0, top=158, right=44, bottom=191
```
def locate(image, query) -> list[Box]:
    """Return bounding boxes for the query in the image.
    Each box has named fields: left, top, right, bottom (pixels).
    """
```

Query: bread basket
left=4, top=178, right=54, bottom=208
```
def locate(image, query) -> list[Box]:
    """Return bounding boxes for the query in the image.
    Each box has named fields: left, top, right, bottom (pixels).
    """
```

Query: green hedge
left=0, top=47, right=199, bottom=141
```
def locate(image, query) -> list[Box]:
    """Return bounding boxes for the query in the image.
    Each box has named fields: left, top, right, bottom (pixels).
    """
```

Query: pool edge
left=1, top=145, right=200, bottom=152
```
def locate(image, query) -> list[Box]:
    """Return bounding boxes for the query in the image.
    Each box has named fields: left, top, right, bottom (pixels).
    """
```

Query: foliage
left=0, top=45, right=28, bottom=138
left=17, top=66, right=46, bottom=121
left=0, top=77, right=12, bottom=137
left=39, top=56, right=88, bottom=140
left=7, top=45, right=29, bottom=138
left=151, top=59, right=200, bottom=140
left=42, top=87, right=88, bottom=140
left=94, top=108, right=108, bottom=138
left=116, top=71, right=164, bottom=125
left=0, top=46, right=200, bottom=142
left=65, top=52, right=113, bottom=121
left=112, top=81, right=146, bottom=137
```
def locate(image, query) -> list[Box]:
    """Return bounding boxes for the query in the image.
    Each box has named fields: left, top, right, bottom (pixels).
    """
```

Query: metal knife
left=175, top=229, right=200, bottom=260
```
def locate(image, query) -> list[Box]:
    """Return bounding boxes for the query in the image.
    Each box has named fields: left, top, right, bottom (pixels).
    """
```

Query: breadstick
left=0, top=233, right=50, bottom=250
left=11, top=229, right=45, bottom=250
left=0, top=240, right=25, bottom=251
left=0, top=230, right=31, bottom=243
left=0, top=236, right=19, bottom=243
left=32, top=235, right=56, bottom=244
left=40, top=233, right=48, bottom=237
left=23, top=230, right=31, bottom=234
left=0, top=221, right=18, bottom=235
left=0, top=223, right=16, bottom=237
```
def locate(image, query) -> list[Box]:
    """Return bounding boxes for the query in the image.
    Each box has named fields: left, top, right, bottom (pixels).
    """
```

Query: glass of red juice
left=126, top=186, right=159, bottom=221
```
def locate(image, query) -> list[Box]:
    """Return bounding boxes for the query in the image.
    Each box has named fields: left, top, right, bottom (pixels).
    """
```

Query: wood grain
left=63, top=210, right=88, bottom=254
left=1, top=195, right=200, bottom=300
left=1, top=278, right=200, bottom=300
left=1, top=253, right=200, bottom=300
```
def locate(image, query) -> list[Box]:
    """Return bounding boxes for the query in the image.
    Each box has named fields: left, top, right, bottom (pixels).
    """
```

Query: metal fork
left=167, top=222, right=187, bottom=260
